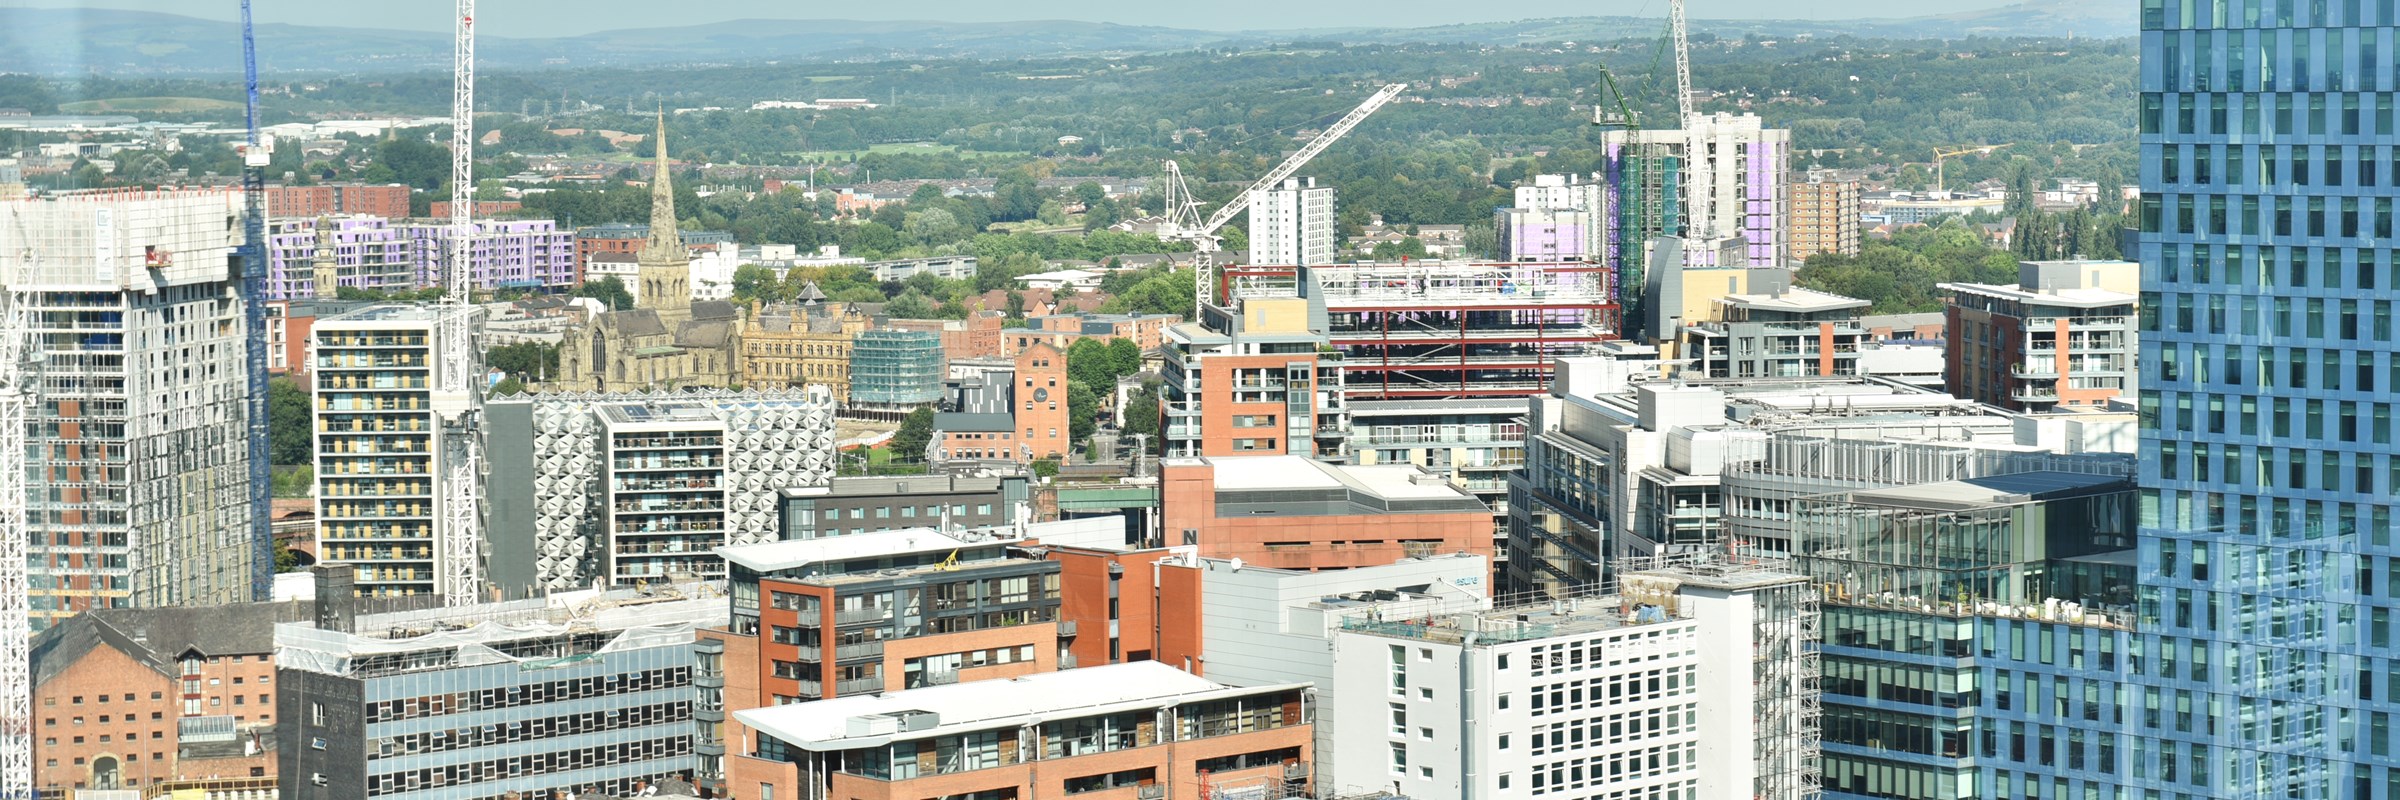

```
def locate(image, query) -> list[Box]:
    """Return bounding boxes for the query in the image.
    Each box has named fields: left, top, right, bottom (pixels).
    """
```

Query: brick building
left=1790, top=176, right=1861, bottom=261
left=29, top=602, right=312, bottom=794
left=730, top=662, right=1314, bottom=800
left=263, top=184, right=411, bottom=220
left=1941, top=259, right=2139, bottom=412
left=573, top=222, right=734, bottom=283
left=1000, top=312, right=1181, bottom=356
left=1160, top=455, right=1493, bottom=572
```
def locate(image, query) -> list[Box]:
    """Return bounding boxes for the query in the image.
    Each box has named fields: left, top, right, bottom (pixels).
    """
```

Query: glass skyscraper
left=2140, top=1, right=2400, bottom=797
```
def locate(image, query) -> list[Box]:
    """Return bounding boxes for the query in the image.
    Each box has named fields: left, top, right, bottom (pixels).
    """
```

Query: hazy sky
left=6, top=0, right=2026, bottom=36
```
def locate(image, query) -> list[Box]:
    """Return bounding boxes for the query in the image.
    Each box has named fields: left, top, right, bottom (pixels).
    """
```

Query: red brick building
left=1041, top=542, right=1205, bottom=672
left=30, top=602, right=312, bottom=794
left=1013, top=342, right=1072, bottom=462
left=262, top=184, right=410, bottom=219
left=1162, top=455, right=1493, bottom=572
left=427, top=199, right=522, bottom=217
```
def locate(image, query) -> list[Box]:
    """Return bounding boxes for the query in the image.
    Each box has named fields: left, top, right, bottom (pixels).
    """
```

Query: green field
left=59, top=96, right=243, bottom=114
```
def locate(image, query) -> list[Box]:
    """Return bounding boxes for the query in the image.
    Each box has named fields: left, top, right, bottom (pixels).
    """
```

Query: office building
left=730, top=662, right=1315, bottom=800
left=30, top=601, right=311, bottom=794
left=1, top=190, right=265, bottom=626
left=276, top=570, right=718, bottom=800
left=310, top=305, right=479, bottom=599
left=1304, top=260, right=1619, bottom=400
left=1160, top=455, right=1492, bottom=571
left=1190, top=552, right=1816, bottom=800
left=847, top=329, right=945, bottom=409
left=774, top=474, right=1030, bottom=541
left=1680, top=286, right=1872, bottom=379
left=481, top=388, right=837, bottom=595
left=1790, top=175, right=1861, bottom=261
left=1247, top=177, right=1335, bottom=266
left=2136, top=5, right=2400, bottom=797
left=1941, top=259, right=2139, bottom=412
left=1795, top=471, right=2138, bottom=800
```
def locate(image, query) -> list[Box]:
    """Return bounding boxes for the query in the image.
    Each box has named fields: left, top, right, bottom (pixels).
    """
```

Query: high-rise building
left=1790, top=175, right=1861, bottom=261
left=261, top=216, right=576, bottom=301
left=1941, top=259, right=2140, bottom=412
left=2137, top=5, right=2398, bottom=797
left=1247, top=177, right=1335, bottom=266
left=0, top=190, right=264, bottom=627
left=309, top=305, right=478, bottom=598
left=1495, top=207, right=1597, bottom=262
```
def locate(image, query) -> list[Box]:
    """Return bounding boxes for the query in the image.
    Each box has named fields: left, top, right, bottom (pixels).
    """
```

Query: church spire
left=639, top=109, right=684, bottom=265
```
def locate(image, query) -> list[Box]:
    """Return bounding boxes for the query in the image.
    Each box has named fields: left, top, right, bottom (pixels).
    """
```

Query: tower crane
left=438, top=0, right=489, bottom=605
left=240, top=0, right=273, bottom=605
left=1157, top=82, right=1406, bottom=317
left=1933, top=143, right=2012, bottom=194
left=1668, top=0, right=1722, bottom=241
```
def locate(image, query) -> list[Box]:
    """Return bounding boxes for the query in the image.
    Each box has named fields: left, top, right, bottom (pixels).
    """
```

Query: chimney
left=311, top=564, right=356, bottom=633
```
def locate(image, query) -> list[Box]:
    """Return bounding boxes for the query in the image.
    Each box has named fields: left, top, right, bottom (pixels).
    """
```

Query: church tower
left=640, top=111, right=693, bottom=324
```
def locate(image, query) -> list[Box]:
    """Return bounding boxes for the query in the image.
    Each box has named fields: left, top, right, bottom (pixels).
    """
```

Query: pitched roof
left=600, top=308, right=668, bottom=337
left=31, top=601, right=316, bottom=687
left=690, top=299, right=740, bottom=321
left=675, top=319, right=734, bottom=349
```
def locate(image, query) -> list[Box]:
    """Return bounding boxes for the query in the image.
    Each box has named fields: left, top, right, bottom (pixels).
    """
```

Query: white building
left=1012, top=268, right=1105, bottom=292
left=1190, top=552, right=1819, bottom=800
left=1, top=190, right=264, bottom=627
left=1513, top=173, right=1609, bottom=259
left=1248, top=177, right=1335, bottom=266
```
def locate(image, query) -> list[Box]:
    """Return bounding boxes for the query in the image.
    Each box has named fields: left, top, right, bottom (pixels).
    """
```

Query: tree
left=1065, top=338, right=1114, bottom=390
left=489, top=377, right=527, bottom=396
left=1030, top=458, right=1061, bottom=479
left=891, top=407, right=936, bottom=462
left=573, top=276, right=636, bottom=311
left=486, top=341, right=559, bottom=380
left=730, top=264, right=785, bottom=303
left=993, top=169, right=1044, bottom=222
left=886, top=291, right=939, bottom=320
left=1066, top=382, right=1098, bottom=442
left=1072, top=181, right=1107, bottom=208
left=272, top=539, right=306, bottom=573
left=1106, top=337, right=1142, bottom=378
left=1004, top=289, right=1026, bottom=317
left=1119, top=386, right=1161, bottom=447
left=267, top=377, right=312, bottom=466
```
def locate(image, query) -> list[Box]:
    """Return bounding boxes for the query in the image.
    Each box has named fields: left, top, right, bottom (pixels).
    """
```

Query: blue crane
left=240, top=0, right=273, bottom=601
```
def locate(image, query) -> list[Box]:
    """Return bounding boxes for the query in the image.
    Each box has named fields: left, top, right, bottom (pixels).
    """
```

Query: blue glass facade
left=2140, top=0, right=2400, bottom=797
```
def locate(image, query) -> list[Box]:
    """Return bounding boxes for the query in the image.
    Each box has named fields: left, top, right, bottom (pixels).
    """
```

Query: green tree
left=1106, top=337, right=1142, bottom=378
left=489, top=377, right=526, bottom=396
left=573, top=277, right=636, bottom=311
left=267, top=377, right=312, bottom=466
left=273, top=539, right=306, bottom=573
left=1066, top=382, right=1098, bottom=442
left=1065, top=338, right=1113, bottom=390
left=730, top=264, right=785, bottom=303
left=485, top=341, right=559, bottom=380
left=886, top=291, right=939, bottom=320
left=1030, top=458, right=1061, bottom=479
left=1119, top=386, right=1161, bottom=446
left=993, top=169, right=1044, bottom=222
left=891, top=406, right=936, bottom=462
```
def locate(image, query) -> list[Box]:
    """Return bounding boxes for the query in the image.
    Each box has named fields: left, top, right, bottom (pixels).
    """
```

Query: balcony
left=834, top=641, right=884, bottom=661
left=834, top=607, right=889, bottom=625
left=1058, top=619, right=1078, bottom=638
left=834, top=677, right=884, bottom=696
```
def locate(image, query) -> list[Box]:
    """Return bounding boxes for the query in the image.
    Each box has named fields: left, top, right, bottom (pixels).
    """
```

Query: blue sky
left=6, top=0, right=2028, bottom=36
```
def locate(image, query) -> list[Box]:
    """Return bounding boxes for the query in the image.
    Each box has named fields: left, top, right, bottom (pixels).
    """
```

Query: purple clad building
left=262, top=215, right=576, bottom=299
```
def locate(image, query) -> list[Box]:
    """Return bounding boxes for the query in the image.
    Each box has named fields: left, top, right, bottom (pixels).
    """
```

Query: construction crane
left=1589, top=67, right=1640, bottom=129
left=1933, top=143, right=2012, bottom=194
left=438, top=0, right=489, bottom=605
left=1158, top=82, right=1406, bottom=317
left=0, top=216, right=33, bottom=799
left=1670, top=0, right=1694, bottom=123
left=1666, top=0, right=1723, bottom=241
left=239, top=0, right=273, bottom=606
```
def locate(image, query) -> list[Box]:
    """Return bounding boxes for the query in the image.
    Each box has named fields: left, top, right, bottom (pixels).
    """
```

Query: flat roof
left=598, top=401, right=721, bottom=426
left=717, top=527, right=1020, bottom=573
left=1166, top=455, right=1485, bottom=511
left=1719, top=287, right=1872, bottom=313
left=322, top=303, right=450, bottom=323
left=735, top=662, right=1305, bottom=752
left=1938, top=281, right=2137, bottom=309
left=1839, top=471, right=2129, bottom=511
left=779, top=475, right=1012, bottom=500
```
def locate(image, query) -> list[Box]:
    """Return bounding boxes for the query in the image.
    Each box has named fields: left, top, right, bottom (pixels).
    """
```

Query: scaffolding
left=1602, top=134, right=1683, bottom=330
left=847, top=329, right=944, bottom=408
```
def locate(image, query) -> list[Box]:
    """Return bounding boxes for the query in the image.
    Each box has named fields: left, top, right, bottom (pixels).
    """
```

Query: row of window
left=363, top=667, right=691, bottom=723
left=2144, top=0, right=2400, bottom=31
left=365, top=736, right=691, bottom=797
left=372, top=701, right=690, bottom=759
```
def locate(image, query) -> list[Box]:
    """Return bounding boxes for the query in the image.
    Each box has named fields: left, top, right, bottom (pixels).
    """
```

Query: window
left=1390, top=743, right=1408, bottom=774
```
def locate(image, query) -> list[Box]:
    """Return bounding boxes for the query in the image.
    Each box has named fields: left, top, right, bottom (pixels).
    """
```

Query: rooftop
left=1336, top=588, right=1682, bottom=647
left=1937, top=281, right=2138, bottom=309
left=1167, top=455, right=1488, bottom=515
left=736, top=661, right=1305, bottom=752
left=718, top=527, right=1023, bottom=574
left=933, top=412, right=1014, bottom=433
left=1717, top=287, right=1872, bottom=314
left=598, top=401, right=722, bottom=426
left=1836, top=470, right=2131, bottom=512
left=779, top=474, right=1014, bottom=500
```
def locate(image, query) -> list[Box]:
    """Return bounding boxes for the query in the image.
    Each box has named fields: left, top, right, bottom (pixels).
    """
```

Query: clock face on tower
left=1034, top=387, right=1050, bottom=402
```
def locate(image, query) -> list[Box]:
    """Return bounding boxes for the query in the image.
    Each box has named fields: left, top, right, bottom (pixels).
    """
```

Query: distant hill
left=0, top=1, right=2137, bottom=76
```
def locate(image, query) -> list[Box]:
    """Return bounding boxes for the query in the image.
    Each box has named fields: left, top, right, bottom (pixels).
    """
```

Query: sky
left=4, top=0, right=2028, bottom=36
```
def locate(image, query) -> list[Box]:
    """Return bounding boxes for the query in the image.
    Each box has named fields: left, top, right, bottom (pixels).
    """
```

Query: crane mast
left=1163, top=83, right=1405, bottom=316
left=240, top=0, right=272, bottom=606
left=1670, top=0, right=1718, bottom=242
left=440, top=0, right=488, bottom=605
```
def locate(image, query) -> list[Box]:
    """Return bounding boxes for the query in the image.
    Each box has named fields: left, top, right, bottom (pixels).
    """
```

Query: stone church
left=556, top=116, right=745, bottom=391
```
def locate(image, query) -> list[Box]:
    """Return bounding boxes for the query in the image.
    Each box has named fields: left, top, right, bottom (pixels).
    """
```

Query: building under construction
left=1, top=190, right=265, bottom=628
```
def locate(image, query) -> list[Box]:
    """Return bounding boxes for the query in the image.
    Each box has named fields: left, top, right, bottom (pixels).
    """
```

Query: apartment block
left=263, top=216, right=418, bottom=299
left=1, top=190, right=265, bottom=626
left=1247, top=177, right=1335, bottom=266
left=1160, top=455, right=1493, bottom=571
left=1941, top=259, right=2139, bottom=412
left=1348, top=397, right=1531, bottom=558
left=1496, top=207, right=1597, bottom=262
left=310, top=305, right=478, bottom=598
left=731, top=662, right=1314, bottom=800
left=1160, top=297, right=1345, bottom=459
left=402, top=219, right=576, bottom=293
left=1681, top=287, right=1871, bottom=379
left=1790, top=176, right=1861, bottom=261
left=481, top=388, right=837, bottom=596
left=1513, top=173, right=1610, bottom=258
left=999, top=311, right=1180, bottom=356
left=719, top=528, right=1070, bottom=706
left=275, top=570, right=717, bottom=800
